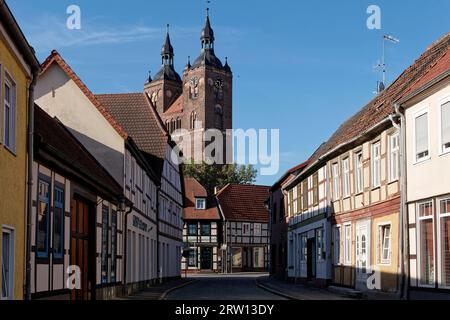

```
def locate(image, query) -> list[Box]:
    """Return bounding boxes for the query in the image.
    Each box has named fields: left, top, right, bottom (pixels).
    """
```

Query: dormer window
left=195, top=198, right=206, bottom=210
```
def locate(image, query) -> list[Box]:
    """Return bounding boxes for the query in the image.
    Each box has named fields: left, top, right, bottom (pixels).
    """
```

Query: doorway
left=307, top=238, right=316, bottom=280
left=356, top=221, right=371, bottom=282
left=200, top=247, right=213, bottom=270
left=70, top=197, right=95, bottom=300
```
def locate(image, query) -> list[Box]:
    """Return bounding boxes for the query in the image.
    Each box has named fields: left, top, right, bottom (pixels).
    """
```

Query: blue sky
left=8, top=0, right=450, bottom=185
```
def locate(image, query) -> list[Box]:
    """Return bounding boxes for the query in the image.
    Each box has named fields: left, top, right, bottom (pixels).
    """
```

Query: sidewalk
left=116, top=278, right=197, bottom=300
left=255, top=276, right=354, bottom=300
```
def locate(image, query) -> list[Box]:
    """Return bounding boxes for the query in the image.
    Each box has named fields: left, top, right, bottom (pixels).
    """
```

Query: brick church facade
left=144, top=9, right=233, bottom=163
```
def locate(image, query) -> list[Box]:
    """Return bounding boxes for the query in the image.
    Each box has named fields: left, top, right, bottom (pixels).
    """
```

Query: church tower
left=182, top=8, right=232, bottom=137
left=144, top=25, right=182, bottom=116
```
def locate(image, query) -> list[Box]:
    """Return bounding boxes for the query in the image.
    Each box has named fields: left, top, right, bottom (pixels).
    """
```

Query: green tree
left=183, top=162, right=257, bottom=195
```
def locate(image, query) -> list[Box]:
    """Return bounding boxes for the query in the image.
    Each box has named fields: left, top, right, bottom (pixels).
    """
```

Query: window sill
left=371, top=186, right=381, bottom=191
left=354, top=191, right=363, bottom=197
left=413, top=157, right=431, bottom=166
left=3, top=145, right=17, bottom=157
left=438, top=150, right=450, bottom=158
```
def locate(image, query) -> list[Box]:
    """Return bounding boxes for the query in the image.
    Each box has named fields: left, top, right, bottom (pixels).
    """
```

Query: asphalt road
left=166, top=273, right=287, bottom=300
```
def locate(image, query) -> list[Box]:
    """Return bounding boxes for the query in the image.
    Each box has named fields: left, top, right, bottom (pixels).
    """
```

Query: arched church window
left=215, top=105, right=223, bottom=130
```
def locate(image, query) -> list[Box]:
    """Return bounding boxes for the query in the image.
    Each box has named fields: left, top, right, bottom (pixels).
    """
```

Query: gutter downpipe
left=156, top=186, right=161, bottom=284
left=122, top=202, right=133, bottom=296
left=25, top=71, right=38, bottom=300
left=393, top=103, right=409, bottom=300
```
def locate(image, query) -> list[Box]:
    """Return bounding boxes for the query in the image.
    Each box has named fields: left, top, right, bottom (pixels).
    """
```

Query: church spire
left=201, top=8, right=215, bottom=50
left=161, top=24, right=174, bottom=66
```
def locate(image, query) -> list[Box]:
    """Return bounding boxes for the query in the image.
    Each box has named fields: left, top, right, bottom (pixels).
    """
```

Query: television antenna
left=374, top=34, right=400, bottom=93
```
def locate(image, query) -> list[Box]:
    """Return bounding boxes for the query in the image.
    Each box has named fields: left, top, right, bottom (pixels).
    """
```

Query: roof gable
left=216, top=184, right=270, bottom=222
left=40, top=50, right=128, bottom=140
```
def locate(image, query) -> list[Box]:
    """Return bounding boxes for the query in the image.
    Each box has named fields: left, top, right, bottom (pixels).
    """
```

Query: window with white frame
left=344, top=224, right=352, bottom=265
left=389, top=133, right=400, bottom=182
left=372, top=142, right=381, bottom=188
left=242, top=223, right=251, bottom=236
left=316, top=228, right=326, bottom=261
left=1, top=227, right=15, bottom=300
left=195, top=198, right=206, bottom=210
left=439, top=197, right=450, bottom=287
left=332, top=163, right=340, bottom=200
left=301, top=235, right=308, bottom=261
left=355, top=152, right=363, bottom=193
left=343, top=158, right=350, bottom=197
left=378, top=224, right=391, bottom=264
left=418, top=201, right=434, bottom=286
left=415, top=112, right=429, bottom=162
left=334, top=226, right=341, bottom=265
left=441, top=101, right=450, bottom=153
left=3, top=74, right=16, bottom=152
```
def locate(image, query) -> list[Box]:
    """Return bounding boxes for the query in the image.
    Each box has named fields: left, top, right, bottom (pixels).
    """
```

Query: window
left=53, top=186, right=64, bottom=260
left=415, top=112, right=429, bottom=161
left=200, top=223, right=211, bottom=236
left=378, top=224, right=391, bottom=264
left=334, top=226, right=341, bottom=265
left=316, top=229, right=326, bottom=261
left=296, top=184, right=302, bottom=213
left=302, top=180, right=308, bottom=209
left=188, top=249, right=197, bottom=267
left=1, top=227, right=14, bottom=300
left=301, top=235, right=308, bottom=261
left=343, top=158, right=350, bottom=197
left=439, top=197, right=450, bottom=287
left=418, top=201, right=434, bottom=286
left=344, top=224, right=352, bottom=265
left=355, top=152, right=363, bottom=194
left=188, top=223, right=198, bottom=236
left=312, top=173, right=319, bottom=205
left=253, top=247, right=264, bottom=268
left=254, top=223, right=262, bottom=237
left=288, top=189, right=294, bottom=215
left=372, top=142, right=381, bottom=188
left=332, top=163, right=340, bottom=200
left=389, top=133, right=400, bottom=181
left=3, top=75, right=16, bottom=151
left=111, top=211, right=117, bottom=282
left=195, top=198, right=206, bottom=210
left=441, top=102, right=450, bottom=153
left=101, top=207, right=109, bottom=283
left=242, top=223, right=251, bottom=236
left=37, top=180, right=50, bottom=258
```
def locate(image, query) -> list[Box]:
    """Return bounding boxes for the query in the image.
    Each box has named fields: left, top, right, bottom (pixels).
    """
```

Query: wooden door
left=70, top=198, right=94, bottom=300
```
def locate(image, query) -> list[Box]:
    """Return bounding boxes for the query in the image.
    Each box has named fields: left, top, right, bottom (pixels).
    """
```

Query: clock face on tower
left=214, top=78, right=223, bottom=90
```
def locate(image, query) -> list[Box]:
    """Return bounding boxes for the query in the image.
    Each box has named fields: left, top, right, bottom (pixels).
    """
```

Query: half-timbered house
left=31, top=105, right=125, bottom=300
left=216, top=184, right=270, bottom=273
left=182, top=177, right=221, bottom=273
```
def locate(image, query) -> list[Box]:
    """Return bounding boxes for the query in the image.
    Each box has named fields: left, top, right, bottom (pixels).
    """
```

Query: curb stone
left=159, top=279, right=198, bottom=300
left=254, top=278, right=299, bottom=300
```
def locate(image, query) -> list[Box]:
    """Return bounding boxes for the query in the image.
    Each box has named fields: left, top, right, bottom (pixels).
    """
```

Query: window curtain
left=442, top=102, right=450, bottom=147
left=416, top=113, right=429, bottom=155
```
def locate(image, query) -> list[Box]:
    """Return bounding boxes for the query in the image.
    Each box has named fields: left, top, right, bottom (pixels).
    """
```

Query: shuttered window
left=415, top=112, right=429, bottom=161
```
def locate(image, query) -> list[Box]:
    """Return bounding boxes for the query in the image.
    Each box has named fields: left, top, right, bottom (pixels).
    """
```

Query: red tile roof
left=183, top=177, right=220, bottom=220
left=164, top=95, right=184, bottom=115
left=95, top=92, right=169, bottom=178
left=271, top=160, right=309, bottom=191
left=34, top=104, right=123, bottom=199
left=401, top=35, right=450, bottom=99
left=40, top=50, right=128, bottom=140
left=216, top=184, right=270, bottom=223
left=299, top=32, right=450, bottom=178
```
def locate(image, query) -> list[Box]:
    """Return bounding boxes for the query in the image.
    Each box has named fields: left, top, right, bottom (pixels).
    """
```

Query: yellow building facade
left=0, top=1, right=40, bottom=300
